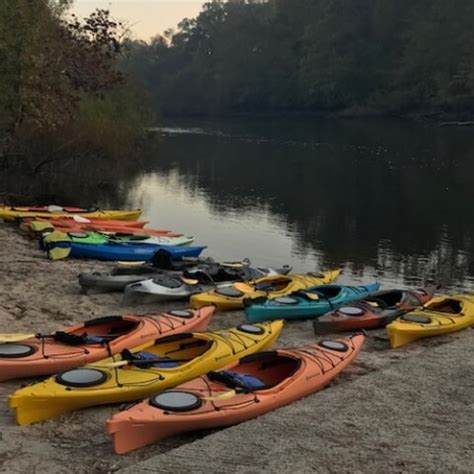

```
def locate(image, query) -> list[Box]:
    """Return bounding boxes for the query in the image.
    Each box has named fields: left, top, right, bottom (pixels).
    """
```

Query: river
left=3, top=117, right=474, bottom=291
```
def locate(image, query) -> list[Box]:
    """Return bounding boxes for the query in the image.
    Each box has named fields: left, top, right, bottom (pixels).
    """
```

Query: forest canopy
left=122, top=0, right=474, bottom=117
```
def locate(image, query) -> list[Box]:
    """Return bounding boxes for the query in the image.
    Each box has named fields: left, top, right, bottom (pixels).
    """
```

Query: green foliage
left=124, top=0, right=474, bottom=117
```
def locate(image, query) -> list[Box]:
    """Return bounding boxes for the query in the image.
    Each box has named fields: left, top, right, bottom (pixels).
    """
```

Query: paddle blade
left=234, top=282, right=254, bottom=293
left=104, top=360, right=129, bottom=368
left=48, top=245, right=72, bottom=260
left=181, top=277, right=200, bottom=285
left=0, top=333, right=35, bottom=342
left=221, top=262, right=244, bottom=268
left=29, top=221, right=55, bottom=233
left=203, top=389, right=236, bottom=401
left=43, top=230, right=70, bottom=244
left=73, top=215, right=91, bottom=223
left=117, top=261, right=147, bottom=267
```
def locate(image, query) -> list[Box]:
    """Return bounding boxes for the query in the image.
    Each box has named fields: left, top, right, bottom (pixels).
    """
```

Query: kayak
left=9, top=320, right=283, bottom=425
left=313, top=287, right=435, bottom=334
left=122, top=276, right=214, bottom=304
left=20, top=218, right=182, bottom=238
left=0, top=205, right=142, bottom=221
left=122, top=267, right=293, bottom=304
left=190, top=270, right=342, bottom=311
left=42, top=231, right=194, bottom=248
left=21, top=216, right=148, bottom=229
left=244, top=283, right=380, bottom=322
left=386, top=294, right=474, bottom=348
left=107, top=334, right=364, bottom=454
left=79, top=259, right=291, bottom=295
left=0, top=307, right=214, bottom=382
left=45, top=241, right=207, bottom=261
left=79, top=267, right=181, bottom=294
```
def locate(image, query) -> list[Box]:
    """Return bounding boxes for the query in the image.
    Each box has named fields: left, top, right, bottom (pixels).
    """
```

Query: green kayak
left=42, top=231, right=194, bottom=248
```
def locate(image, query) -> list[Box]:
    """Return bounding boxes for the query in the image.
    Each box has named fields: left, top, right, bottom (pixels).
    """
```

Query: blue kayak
left=47, top=241, right=207, bottom=261
left=244, top=283, right=381, bottom=322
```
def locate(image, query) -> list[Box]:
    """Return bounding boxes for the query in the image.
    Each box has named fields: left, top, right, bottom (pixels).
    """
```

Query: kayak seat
left=208, top=370, right=266, bottom=392
left=131, top=351, right=179, bottom=368
left=151, top=276, right=183, bottom=289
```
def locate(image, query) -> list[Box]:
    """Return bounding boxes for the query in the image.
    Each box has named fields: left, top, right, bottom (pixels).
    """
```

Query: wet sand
left=0, top=223, right=472, bottom=473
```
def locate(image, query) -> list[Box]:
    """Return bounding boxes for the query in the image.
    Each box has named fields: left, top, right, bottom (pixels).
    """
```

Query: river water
left=4, top=118, right=474, bottom=291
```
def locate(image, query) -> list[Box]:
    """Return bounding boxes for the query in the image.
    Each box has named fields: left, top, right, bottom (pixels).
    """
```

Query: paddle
left=117, top=261, right=147, bottom=267
left=181, top=276, right=200, bottom=285
left=221, top=262, right=244, bottom=268
left=0, top=334, right=35, bottom=343
left=29, top=221, right=55, bottom=233
left=202, top=389, right=237, bottom=401
left=42, top=230, right=70, bottom=244
left=0, top=332, right=127, bottom=343
left=104, top=357, right=191, bottom=368
left=233, top=282, right=254, bottom=293
left=299, top=292, right=320, bottom=301
left=72, top=215, right=91, bottom=223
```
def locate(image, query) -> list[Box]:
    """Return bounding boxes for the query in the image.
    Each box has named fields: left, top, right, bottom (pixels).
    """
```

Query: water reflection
left=2, top=118, right=473, bottom=291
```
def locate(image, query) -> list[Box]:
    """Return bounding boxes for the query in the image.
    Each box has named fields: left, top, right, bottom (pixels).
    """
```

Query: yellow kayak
left=9, top=321, right=283, bottom=425
left=190, top=270, right=341, bottom=311
left=0, top=206, right=142, bottom=222
left=387, top=294, right=474, bottom=348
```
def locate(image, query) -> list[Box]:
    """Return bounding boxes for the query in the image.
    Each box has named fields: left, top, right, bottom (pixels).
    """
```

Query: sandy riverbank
left=0, top=223, right=472, bottom=473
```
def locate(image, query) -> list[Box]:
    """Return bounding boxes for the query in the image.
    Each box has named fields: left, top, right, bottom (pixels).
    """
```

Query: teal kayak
left=244, top=283, right=381, bottom=322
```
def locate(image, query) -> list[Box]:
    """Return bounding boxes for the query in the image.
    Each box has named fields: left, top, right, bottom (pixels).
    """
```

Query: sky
left=72, top=0, right=207, bottom=41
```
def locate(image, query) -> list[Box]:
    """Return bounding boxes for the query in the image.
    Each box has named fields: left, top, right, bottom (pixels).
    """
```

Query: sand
left=0, top=223, right=473, bottom=473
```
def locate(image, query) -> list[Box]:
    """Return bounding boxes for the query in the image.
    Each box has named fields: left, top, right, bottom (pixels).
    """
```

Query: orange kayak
left=0, top=307, right=214, bottom=381
left=107, top=334, right=364, bottom=454
left=20, top=218, right=182, bottom=237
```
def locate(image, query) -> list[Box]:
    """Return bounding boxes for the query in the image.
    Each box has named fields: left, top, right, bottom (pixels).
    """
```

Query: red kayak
left=313, top=287, right=435, bottom=334
left=20, top=218, right=182, bottom=237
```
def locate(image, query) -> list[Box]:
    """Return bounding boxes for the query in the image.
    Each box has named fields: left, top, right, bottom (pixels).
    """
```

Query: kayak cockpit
left=129, top=334, right=213, bottom=369
left=209, top=352, right=300, bottom=391
left=52, top=316, right=140, bottom=345
left=425, top=298, right=463, bottom=315
left=364, top=290, right=405, bottom=308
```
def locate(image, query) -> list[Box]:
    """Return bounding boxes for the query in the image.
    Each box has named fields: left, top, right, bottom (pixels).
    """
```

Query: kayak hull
left=107, top=334, right=364, bottom=454
left=47, top=242, right=207, bottom=261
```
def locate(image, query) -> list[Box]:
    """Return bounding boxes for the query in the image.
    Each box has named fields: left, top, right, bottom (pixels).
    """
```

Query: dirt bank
left=0, top=223, right=472, bottom=473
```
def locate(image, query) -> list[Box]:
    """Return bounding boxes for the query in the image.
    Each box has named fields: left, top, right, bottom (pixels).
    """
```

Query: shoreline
left=0, top=223, right=472, bottom=472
